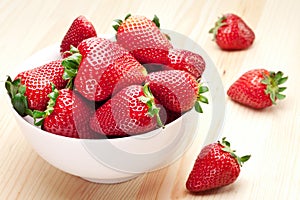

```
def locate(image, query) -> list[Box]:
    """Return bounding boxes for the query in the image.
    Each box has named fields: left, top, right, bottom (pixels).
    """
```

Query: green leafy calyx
left=33, top=84, right=59, bottom=126
left=194, top=83, right=209, bottom=113
left=151, top=14, right=171, bottom=40
left=219, top=137, right=251, bottom=167
left=152, top=15, right=160, bottom=28
left=138, top=84, right=164, bottom=128
left=5, top=76, right=33, bottom=117
left=209, top=15, right=226, bottom=40
left=261, top=71, right=288, bottom=104
left=112, top=13, right=131, bottom=31
left=61, top=45, right=82, bottom=89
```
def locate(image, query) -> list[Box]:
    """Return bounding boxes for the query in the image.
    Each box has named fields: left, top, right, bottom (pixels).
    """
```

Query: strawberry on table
left=33, top=86, right=99, bottom=139
left=60, top=15, right=97, bottom=57
left=89, top=84, right=165, bottom=137
left=113, top=14, right=173, bottom=65
left=227, top=69, right=288, bottom=109
left=5, top=60, right=68, bottom=115
left=145, top=70, right=209, bottom=114
left=165, top=49, right=206, bottom=79
left=62, top=37, right=147, bottom=102
left=209, top=13, right=255, bottom=50
left=186, top=137, right=250, bottom=192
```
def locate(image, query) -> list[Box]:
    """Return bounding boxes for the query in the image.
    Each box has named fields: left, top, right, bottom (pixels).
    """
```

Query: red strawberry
left=165, top=109, right=182, bottom=125
left=33, top=87, right=99, bottom=139
left=227, top=69, right=288, bottom=109
left=186, top=137, right=250, bottom=192
left=209, top=13, right=255, bottom=50
left=62, top=37, right=147, bottom=102
left=5, top=60, right=68, bottom=115
left=113, top=14, right=173, bottom=65
left=89, top=84, right=165, bottom=137
left=60, top=15, right=97, bottom=57
left=14, top=68, right=36, bottom=81
left=145, top=70, right=208, bottom=113
left=164, top=49, right=206, bottom=79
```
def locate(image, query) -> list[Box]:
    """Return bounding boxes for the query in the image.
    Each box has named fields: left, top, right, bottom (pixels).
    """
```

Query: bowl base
left=80, top=174, right=141, bottom=184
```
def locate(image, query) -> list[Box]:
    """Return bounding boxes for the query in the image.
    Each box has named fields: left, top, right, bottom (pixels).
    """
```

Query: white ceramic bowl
left=5, top=32, right=225, bottom=183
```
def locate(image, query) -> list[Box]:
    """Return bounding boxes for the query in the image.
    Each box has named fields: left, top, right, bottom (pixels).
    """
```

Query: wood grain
left=1, top=0, right=300, bottom=199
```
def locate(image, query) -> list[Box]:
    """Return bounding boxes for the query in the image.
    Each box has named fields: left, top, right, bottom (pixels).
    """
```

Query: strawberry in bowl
left=4, top=15, right=225, bottom=184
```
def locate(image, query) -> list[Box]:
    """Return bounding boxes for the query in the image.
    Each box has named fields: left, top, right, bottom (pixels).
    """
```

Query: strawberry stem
left=219, top=137, right=251, bottom=167
left=138, top=84, right=164, bottom=128
left=194, top=83, right=209, bottom=113
left=261, top=71, right=288, bottom=104
left=5, top=76, right=33, bottom=117
left=61, top=45, right=82, bottom=89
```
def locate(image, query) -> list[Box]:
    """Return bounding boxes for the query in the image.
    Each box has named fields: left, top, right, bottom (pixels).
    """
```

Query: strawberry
left=89, top=84, right=165, bottom=137
left=14, top=68, right=36, bottom=81
left=165, top=109, right=182, bottom=125
left=164, top=49, right=206, bottom=79
left=33, top=87, right=100, bottom=139
left=113, top=14, right=173, bottom=65
left=209, top=13, right=255, bottom=50
left=60, top=15, right=97, bottom=57
left=62, top=37, right=147, bottom=102
left=5, top=60, right=68, bottom=115
left=145, top=70, right=209, bottom=113
left=227, top=69, right=288, bottom=109
left=186, top=137, right=250, bottom=192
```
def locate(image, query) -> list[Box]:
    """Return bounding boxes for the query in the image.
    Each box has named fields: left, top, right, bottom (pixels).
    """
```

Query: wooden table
left=1, top=0, right=299, bottom=199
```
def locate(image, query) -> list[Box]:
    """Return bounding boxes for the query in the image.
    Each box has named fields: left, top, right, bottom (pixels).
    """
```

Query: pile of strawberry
left=5, top=14, right=208, bottom=139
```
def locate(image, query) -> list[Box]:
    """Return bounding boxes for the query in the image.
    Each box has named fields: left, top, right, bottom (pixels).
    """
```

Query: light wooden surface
left=1, top=0, right=300, bottom=199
